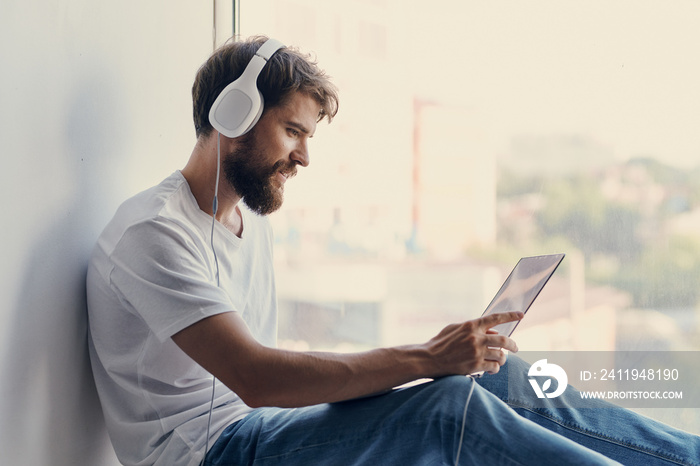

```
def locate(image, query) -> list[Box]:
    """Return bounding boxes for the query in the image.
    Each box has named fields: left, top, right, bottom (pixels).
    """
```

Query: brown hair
left=192, top=35, right=339, bottom=138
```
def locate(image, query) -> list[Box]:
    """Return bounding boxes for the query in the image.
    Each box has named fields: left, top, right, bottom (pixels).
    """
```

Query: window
left=244, top=0, right=700, bottom=434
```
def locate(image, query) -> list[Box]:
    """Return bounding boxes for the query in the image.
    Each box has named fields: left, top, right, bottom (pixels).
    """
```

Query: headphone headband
left=255, top=38, right=284, bottom=61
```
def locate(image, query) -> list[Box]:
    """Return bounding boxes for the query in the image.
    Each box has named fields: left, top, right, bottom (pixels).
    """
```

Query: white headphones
left=208, top=38, right=285, bottom=138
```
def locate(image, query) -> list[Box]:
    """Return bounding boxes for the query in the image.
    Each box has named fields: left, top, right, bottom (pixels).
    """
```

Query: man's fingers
left=479, top=311, right=524, bottom=330
left=484, top=347, right=508, bottom=365
left=483, top=361, right=502, bottom=375
left=484, top=333, right=519, bottom=353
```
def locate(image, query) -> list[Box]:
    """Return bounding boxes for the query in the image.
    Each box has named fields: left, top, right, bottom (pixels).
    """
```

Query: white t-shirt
left=87, top=171, right=278, bottom=466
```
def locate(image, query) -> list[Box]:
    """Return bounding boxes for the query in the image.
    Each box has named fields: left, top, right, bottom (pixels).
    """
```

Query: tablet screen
left=481, top=253, right=565, bottom=336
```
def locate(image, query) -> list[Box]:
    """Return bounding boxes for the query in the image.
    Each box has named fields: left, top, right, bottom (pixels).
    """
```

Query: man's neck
left=181, top=134, right=244, bottom=237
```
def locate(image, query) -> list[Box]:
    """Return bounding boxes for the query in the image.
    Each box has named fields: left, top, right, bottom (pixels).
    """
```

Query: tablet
left=481, top=253, right=565, bottom=336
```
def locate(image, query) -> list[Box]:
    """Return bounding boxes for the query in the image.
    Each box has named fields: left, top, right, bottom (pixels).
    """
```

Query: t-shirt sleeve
left=109, top=218, right=234, bottom=342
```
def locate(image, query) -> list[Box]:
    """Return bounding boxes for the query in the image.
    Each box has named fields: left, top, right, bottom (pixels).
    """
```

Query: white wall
left=0, top=2, right=214, bottom=464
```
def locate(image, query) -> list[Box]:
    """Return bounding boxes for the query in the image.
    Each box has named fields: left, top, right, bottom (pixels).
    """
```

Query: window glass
left=243, top=0, right=700, bottom=433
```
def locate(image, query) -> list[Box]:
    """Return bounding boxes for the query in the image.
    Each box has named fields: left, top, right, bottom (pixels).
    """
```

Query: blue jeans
left=204, top=356, right=700, bottom=465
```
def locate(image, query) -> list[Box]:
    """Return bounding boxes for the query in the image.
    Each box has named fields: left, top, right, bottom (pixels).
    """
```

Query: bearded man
left=86, top=36, right=700, bottom=466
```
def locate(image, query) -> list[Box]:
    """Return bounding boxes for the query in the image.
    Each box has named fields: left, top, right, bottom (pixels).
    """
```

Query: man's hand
left=422, top=311, right=523, bottom=377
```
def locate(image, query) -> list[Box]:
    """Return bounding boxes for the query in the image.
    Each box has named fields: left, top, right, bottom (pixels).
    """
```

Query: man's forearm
left=234, top=344, right=429, bottom=408
left=173, top=310, right=521, bottom=409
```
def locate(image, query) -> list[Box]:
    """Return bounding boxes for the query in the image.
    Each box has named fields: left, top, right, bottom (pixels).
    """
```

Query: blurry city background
left=241, top=0, right=700, bottom=433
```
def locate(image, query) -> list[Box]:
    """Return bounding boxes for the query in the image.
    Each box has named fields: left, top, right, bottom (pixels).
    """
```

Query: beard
left=222, top=130, right=297, bottom=216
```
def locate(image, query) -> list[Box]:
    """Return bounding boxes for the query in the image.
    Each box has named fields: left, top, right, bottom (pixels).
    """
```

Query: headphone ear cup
left=209, top=78, right=263, bottom=138
left=208, top=38, right=284, bottom=138
left=243, top=92, right=264, bottom=135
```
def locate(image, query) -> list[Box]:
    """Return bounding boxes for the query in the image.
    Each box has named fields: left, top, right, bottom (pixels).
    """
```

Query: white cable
left=200, top=132, right=222, bottom=466
left=211, top=132, right=221, bottom=288
left=454, top=375, right=478, bottom=466
left=200, top=377, right=216, bottom=466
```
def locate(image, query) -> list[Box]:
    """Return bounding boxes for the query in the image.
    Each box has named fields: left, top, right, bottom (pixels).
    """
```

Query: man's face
left=223, top=92, right=320, bottom=215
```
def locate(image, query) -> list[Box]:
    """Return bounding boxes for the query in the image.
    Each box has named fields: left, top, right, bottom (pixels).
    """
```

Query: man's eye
left=288, top=128, right=299, bottom=137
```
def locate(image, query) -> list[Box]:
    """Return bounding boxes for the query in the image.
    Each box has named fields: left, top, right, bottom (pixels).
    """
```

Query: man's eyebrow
left=285, top=120, right=314, bottom=137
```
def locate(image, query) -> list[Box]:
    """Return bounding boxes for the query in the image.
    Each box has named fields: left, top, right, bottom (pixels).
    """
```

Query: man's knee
left=431, top=375, right=474, bottom=393
left=414, top=376, right=478, bottom=418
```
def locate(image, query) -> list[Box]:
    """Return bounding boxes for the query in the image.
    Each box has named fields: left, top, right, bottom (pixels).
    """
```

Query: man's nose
left=291, top=140, right=310, bottom=167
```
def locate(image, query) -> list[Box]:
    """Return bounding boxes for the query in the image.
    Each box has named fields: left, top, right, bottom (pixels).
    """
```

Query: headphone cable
left=454, top=375, right=478, bottom=465
left=200, top=132, right=222, bottom=465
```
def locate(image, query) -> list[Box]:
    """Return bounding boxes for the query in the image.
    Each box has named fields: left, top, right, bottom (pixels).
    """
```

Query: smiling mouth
left=280, top=167, right=297, bottom=180
left=274, top=169, right=294, bottom=187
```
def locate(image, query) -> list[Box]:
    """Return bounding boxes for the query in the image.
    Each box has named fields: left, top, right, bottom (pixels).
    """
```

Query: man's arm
left=172, top=311, right=522, bottom=408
